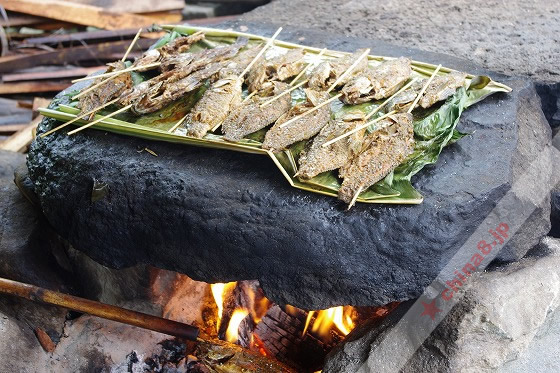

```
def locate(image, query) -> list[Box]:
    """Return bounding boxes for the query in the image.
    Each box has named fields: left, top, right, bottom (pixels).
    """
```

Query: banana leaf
left=39, top=25, right=512, bottom=205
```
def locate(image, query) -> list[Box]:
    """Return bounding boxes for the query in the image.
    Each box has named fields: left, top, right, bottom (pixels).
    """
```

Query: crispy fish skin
left=246, top=49, right=306, bottom=92
left=340, top=57, right=412, bottom=104
left=386, top=79, right=424, bottom=112
left=78, top=61, right=132, bottom=120
left=220, top=43, right=262, bottom=77
left=419, top=71, right=467, bottom=108
left=262, top=89, right=331, bottom=152
left=297, top=112, right=366, bottom=179
left=308, top=49, right=369, bottom=91
left=338, top=113, right=414, bottom=204
left=186, top=74, right=243, bottom=138
left=222, top=82, right=292, bottom=142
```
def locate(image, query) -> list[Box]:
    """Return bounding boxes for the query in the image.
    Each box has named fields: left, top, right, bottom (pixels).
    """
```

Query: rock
left=535, top=82, right=560, bottom=128
left=241, top=0, right=560, bottom=83
left=27, top=23, right=552, bottom=309
left=323, top=236, right=560, bottom=373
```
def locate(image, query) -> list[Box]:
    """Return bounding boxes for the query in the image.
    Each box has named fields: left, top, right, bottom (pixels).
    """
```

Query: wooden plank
left=24, top=29, right=163, bottom=46
left=0, top=38, right=154, bottom=73
left=32, top=97, right=52, bottom=118
left=2, top=66, right=104, bottom=82
left=68, top=0, right=184, bottom=13
left=141, top=10, right=183, bottom=24
left=0, top=0, right=155, bottom=30
left=0, top=123, right=28, bottom=135
left=0, top=116, right=41, bottom=152
left=0, top=82, right=71, bottom=94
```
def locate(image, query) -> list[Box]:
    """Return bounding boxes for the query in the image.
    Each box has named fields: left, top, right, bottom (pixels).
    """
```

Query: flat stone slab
left=27, top=23, right=551, bottom=309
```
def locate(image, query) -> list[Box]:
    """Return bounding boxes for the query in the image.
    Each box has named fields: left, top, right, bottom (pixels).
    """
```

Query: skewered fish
left=340, top=57, right=412, bottom=104
left=222, top=82, right=292, bottom=142
left=78, top=61, right=132, bottom=120
left=186, top=73, right=243, bottom=138
left=131, top=32, right=205, bottom=72
left=262, top=89, right=331, bottom=152
left=338, top=113, right=414, bottom=203
left=220, top=43, right=263, bottom=77
left=386, top=79, right=424, bottom=112
left=308, top=49, right=369, bottom=91
left=297, top=112, right=366, bottom=179
left=419, top=71, right=467, bottom=108
left=246, top=49, right=306, bottom=92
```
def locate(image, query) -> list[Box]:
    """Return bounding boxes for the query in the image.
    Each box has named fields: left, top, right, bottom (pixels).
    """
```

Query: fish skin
left=262, top=89, right=331, bottom=152
left=338, top=113, right=415, bottom=204
left=419, top=71, right=467, bottom=108
left=297, top=112, right=366, bottom=179
left=308, top=49, right=369, bottom=91
left=222, top=82, right=292, bottom=142
left=186, top=74, right=243, bottom=138
left=340, top=57, right=412, bottom=104
left=386, top=79, right=424, bottom=112
left=78, top=61, right=132, bottom=120
left=246, top=48, right=306, bottom=92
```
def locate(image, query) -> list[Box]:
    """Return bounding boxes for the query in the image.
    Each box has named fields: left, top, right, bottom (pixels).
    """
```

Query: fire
left=303, top=306, right=355, bottom=338
left=226, top=309, right=249, bottom=343
left=210, top=282, right=236, bottom=333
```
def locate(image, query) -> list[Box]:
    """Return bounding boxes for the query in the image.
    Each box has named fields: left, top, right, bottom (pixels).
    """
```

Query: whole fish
left=385, top=79, right=424, bottom=112
left=262, top=89, right=331, bottom=152
left=340, top=57, right=412, bottom=104
left=297, top=112, right=366, bottom=179
left=419, top=71, right=467, bottom=108
left=246, top=49, right=306, bottom=92
left=338, top=113, right=414, bottom=204
left=308, top=49, right=369, bottom=91
left=222, top=82, right=292, bottom=142
left=186, top=73, right=243, bottom=138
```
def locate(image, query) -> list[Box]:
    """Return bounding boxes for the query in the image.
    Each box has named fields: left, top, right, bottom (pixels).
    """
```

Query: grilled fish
left=78, top=61, right=132, bottom=120
left=338, top=113, right=414, bottom=204
left=297, top=112, right=366, bottom=179
left=186, top=73, right=243, bottom=138
left=246, top=49, right=306, bottom=92
left=308, top=49, right=369, bottom=91
left=385, top=79, right=424, bottom=112
left=262, top=89, right=331, bottom=152
left=222, top=82, right=292, bottom=142
left=340, top=57, right=412, bottom=104
left=419, top=71, right=467, bottom=108
left=220, top=43, right=262, bottom=77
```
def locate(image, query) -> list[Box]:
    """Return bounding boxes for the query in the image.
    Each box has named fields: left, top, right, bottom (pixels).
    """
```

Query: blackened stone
left=26, top=23, right=552, bottom=309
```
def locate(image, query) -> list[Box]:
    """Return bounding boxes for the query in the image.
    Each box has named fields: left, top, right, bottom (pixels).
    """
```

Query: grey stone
left=241, top=0, right=560, bottom=83
left=323, top=236, right=560, bottom=373
left=26, top=23, right=552, bottom=309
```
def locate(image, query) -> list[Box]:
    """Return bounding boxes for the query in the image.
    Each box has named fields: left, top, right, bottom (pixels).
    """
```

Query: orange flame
left=210, top=282, right=236, bottom=333
left=303, top=306, right=355, bottom=338
left=226, top=309, right=249, bottom=343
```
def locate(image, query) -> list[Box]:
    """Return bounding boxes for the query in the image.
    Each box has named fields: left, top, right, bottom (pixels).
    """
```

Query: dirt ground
left=242, top=0, right=560, bottom=83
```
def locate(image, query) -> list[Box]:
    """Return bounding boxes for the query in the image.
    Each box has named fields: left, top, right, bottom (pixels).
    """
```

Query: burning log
left=0, top=276, right=200, bottom=341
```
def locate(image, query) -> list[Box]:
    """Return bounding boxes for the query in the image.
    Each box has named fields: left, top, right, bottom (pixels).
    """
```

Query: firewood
left=2, top=67, right=104, bottom=82
left=0, top=81, right=71, bottom=94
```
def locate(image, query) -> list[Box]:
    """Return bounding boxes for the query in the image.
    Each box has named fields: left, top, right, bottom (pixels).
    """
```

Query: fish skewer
left=259, top=79, right=307, bottom=107
left=365, top=77, right=419, bottom=120
left=72, top=63, right=161, bottom=83
left=326, top=48, right=370, bottom=93
left=67, top=104, right=134, bottom=135
left=338, top=113, right=415, bottom=205
left=289, top=48, right=327, bottom=86
left=407, top=64, right=442, bottom=113
left=308, top=48, right=370, bottom=91
left=321, top=110, right=397, bottom=148
left=237, top=27, right=283, bottom=81
left=246, top=48, right=307, bottom=92
left=121, top=28, right=142, bottom=62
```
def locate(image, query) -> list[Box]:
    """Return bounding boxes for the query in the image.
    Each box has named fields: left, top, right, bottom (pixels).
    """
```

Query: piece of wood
left=32, top=97, right=51, bottom=118
left=0, top=11, right=46, bottom=27
left=67, top=0, right=184, bottom=13
left=0, top=38, right=154, bottom=73
left=0, top=0, right=155, bottom=30
left=24, top=29, right=146, bottom=46
left=0, top=124, right=28, bottom=134
left=0, top=116, right=41, bottom=152
left=0, top=81, right=71, bottom=94
left=141, top=10, right=183, bottom=23
left=34, top=327, right=56, bottom=353
left=2, top=66, right=104, bottom=82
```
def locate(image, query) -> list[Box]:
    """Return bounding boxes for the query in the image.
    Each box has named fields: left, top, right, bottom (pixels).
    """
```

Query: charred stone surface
left=27, top=23, right=552, bottom=309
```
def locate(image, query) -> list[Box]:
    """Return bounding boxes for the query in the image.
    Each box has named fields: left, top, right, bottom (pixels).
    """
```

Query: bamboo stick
left=168, top=114, right=188, bottom=133
left=0, top=277, right=199, bottom=341
left=347, top=185, right=363, bottom=210
left=321, top=110, right=397, bottom=148
left=278, top=93, right=342, bottom=129
left=237, top=27, right=282, bottom=81
left=407, top=64, right=442, bottom=114
left=260, top=79, right=307, bottom=107
left=40, top=98, right=120, bottom=138
left=364, top=78, right=419, bottom=120
left=289, top=48, right=327, bottom=86
left=67, top=104, right=133, bottom=135
left=121, top=28, right=143, bottom=62
left=242, top=90, right=258, bottom=103
left=72, top=62, right=160, bottom=83
left=326, top=48, right=370, bottom=93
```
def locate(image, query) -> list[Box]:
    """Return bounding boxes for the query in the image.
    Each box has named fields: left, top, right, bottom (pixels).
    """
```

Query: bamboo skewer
left=67, top=104, right=133, bottom=135
left=72, top=73, right=120, bottom=100
left=260, top=79, right=307, bottom=107
left=364, top=78, right=419, bottom=121
left=121, top=28, right=143, bottom=62
left=326, top=48, right=370, bottom=93
left=168, top=114, right=188, bottom=133
left=0, top=277, right=199, bottom=341
left=72, top=62, right=161, bottom=83
left=278, top=93, right=342, bottom=129
left=40, top=98, right=120, bottom=138
left=321, top=110, right=397, bottom=148
left=236, top=27, right=282, bottom=81
left=348, top=185, right=363, bottom=210
left=407, top=64, right=442, bottom=114
left=289, top=48, right=327, bottom=86
left=242, top=90, right=258, bottom=103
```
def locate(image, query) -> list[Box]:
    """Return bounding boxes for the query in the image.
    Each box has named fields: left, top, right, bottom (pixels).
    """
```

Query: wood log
left=0, top=38, right=154, bottom=73
left=0, top=123, right=28, bottom=135
left=0, top=116, right=41, bottom=152
left=23, top=29, right=164, bottom=46
left=67, top=0, right=184, bottom=14
left=0, top=81, right=71, bottom=94
left=0, top=0, right=155, bottom=30
left=2, top=67, right=104, bottom=82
